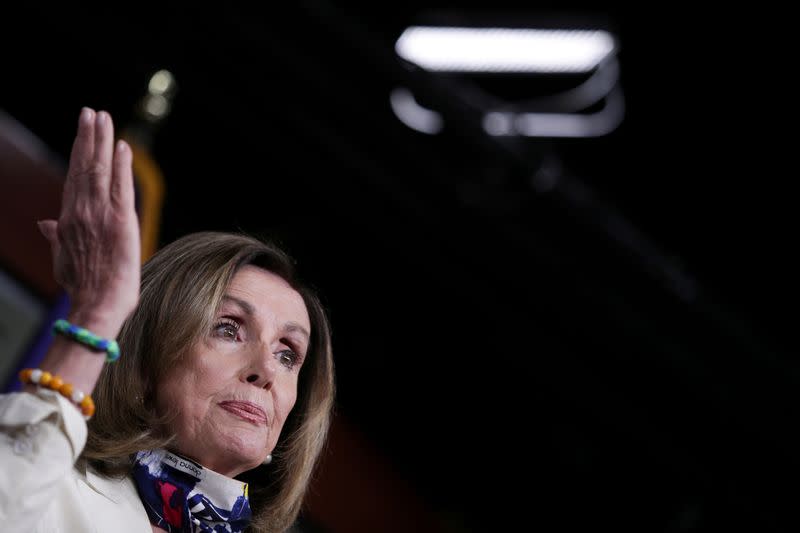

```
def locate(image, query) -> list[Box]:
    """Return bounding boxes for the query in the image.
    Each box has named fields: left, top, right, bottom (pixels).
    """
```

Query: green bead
left=52, top=319, right=120, bottom=363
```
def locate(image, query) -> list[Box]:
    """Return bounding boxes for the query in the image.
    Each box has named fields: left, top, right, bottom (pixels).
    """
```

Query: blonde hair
left=82, top=231, right=335, bottom=532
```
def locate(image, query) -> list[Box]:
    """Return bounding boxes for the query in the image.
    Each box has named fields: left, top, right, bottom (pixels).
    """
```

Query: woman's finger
left=63, top=107, right=96, bottom=209
left=110, top=140, right=135, bottom=212
left=92, top=110, right=114, bottom=197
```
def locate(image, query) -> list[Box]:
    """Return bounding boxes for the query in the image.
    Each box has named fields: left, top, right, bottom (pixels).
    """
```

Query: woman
left=0, top=108, right=335, bottom=532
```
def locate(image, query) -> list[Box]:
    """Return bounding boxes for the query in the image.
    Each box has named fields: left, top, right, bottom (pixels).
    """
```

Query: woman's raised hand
left=38, top=108, right=141, bottom=336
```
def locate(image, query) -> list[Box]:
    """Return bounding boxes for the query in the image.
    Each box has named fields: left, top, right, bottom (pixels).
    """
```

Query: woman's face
left=156, top=265, right=310, bottom=477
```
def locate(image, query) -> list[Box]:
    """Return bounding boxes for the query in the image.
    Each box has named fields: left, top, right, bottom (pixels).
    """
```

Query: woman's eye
left=213, top=320, right=240, bottom=340
left=277, top=349, right=298, bottom=369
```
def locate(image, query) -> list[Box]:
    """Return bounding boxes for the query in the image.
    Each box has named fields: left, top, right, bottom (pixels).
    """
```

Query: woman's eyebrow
left=221, top=295, right=255, bottom=316
left=283, top=322, right=310, bottom=341
left=223, top=296, right=309, bottom=341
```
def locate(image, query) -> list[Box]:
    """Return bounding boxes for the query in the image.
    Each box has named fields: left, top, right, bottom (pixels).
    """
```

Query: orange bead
left=49, top=376, right=63, bottom=390
left=80, top=395, right=94, bottom=410
left=80, top=395, right=95, bottom=417
left=19, top=369, right=32, bottom=383
left=59, top=383, right=74, bottom=398
left=39, top=371, right=53, bottom=386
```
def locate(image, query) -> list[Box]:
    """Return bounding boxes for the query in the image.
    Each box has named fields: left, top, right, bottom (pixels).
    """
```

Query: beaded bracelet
left=19, top=368, right=95, bottom=419
left=53, top=319, right=120, bottom=362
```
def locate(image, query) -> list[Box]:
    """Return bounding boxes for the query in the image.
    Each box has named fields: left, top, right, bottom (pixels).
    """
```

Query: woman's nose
left=242, top=343, right=277, bottom=389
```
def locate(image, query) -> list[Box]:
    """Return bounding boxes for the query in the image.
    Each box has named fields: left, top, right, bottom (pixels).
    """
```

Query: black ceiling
left=2, top=3, right=795, bottom=532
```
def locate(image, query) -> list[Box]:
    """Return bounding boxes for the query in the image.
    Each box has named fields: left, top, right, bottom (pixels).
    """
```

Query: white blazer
left=0, top=389, right=152, bottom=532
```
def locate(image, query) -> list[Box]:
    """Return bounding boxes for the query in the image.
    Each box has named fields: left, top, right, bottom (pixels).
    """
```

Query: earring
left=262, top=454, right=273, bottom=465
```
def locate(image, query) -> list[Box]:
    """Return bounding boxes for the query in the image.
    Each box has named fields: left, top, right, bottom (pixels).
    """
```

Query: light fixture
left=391, top=18, right=624, bottom=138
left=395, top=26, right=616, bottom=74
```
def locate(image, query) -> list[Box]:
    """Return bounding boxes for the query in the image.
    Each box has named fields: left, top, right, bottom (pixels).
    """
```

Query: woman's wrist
left=26, top=311, right=129, bottom=395
left=66, top=306, right=129, bottom=341
left=31, top=336, right=108, bottom=395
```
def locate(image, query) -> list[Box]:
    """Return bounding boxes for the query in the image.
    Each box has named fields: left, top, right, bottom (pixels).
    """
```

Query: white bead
left=30, top=369, right=42, bottom=384
left=71, top=390, right=85, bottom=403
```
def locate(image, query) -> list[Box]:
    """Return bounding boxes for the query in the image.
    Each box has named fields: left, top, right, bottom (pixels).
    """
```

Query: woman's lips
left=218, top=401, right=268, bottom=426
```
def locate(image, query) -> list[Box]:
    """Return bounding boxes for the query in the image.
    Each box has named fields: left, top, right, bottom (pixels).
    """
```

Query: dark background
left=1, top=3, right=795, bottom=532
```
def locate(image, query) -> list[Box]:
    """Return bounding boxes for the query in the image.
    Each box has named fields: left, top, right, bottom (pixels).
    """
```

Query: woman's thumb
left=37, top=220, right=60, bottom=255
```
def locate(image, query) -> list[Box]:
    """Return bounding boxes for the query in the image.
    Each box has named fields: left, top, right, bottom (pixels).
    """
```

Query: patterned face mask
left=132, top=449, right=252, bottom=533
